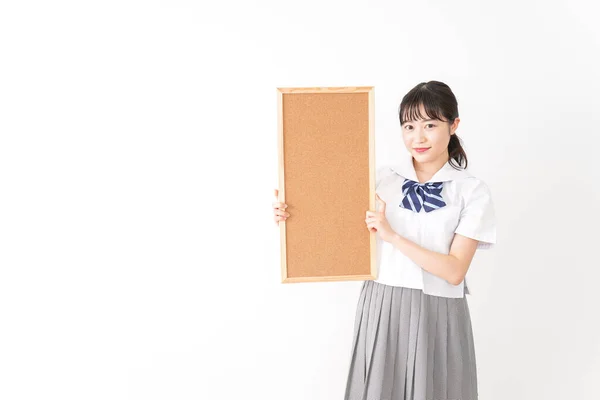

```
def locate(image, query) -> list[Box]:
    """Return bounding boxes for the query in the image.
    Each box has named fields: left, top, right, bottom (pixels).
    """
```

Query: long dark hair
left=398, top=81, right=468, bottom=170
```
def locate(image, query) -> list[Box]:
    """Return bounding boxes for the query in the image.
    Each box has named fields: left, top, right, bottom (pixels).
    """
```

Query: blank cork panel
left=277, top=87, right=377, bottom=283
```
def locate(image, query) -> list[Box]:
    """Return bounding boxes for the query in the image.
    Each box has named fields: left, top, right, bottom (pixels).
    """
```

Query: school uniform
left=344, top=156, right=497, bottom=400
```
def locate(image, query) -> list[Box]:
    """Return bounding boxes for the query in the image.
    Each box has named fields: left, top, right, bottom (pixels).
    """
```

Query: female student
left=272, top=80, right=496, bottom=400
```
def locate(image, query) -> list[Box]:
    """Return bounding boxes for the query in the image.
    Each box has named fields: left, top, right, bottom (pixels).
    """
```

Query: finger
left=272, top=202, right=288, bottom=209
left=276, top=210, right=290, bottom=217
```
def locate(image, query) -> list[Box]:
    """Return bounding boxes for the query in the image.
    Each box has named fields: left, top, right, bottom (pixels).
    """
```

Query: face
left=401, top=103, right=460, bottom=165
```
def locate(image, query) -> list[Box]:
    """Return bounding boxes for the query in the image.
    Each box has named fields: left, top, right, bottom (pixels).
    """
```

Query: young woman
left=272, top=81, right=496, bottom=400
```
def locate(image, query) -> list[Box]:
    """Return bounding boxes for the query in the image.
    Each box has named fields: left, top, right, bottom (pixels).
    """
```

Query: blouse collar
left=390, top=156, right=472, bottom=183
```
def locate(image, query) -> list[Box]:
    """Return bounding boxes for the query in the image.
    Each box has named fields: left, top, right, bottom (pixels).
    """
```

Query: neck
left=413, top=151, right=450, bottom=175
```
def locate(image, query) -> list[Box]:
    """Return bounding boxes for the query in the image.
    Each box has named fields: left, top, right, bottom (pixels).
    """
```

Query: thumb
left=274, top=188, right=279, bottom=199
left=376, top=193, right=386, bottom=212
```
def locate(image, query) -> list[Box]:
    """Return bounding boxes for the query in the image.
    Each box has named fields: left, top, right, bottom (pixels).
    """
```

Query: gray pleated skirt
left=344, top=280, right=478, bottom=400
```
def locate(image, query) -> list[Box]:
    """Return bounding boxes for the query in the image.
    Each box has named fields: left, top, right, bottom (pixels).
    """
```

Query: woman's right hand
left=272, top=189, right=290, bottom=226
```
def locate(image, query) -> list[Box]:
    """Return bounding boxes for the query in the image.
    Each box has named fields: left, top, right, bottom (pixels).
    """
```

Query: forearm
left=389, top=232, right=462, bottom=285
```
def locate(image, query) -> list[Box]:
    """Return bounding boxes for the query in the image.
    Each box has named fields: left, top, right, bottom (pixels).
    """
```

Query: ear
left=451, top=117, right=460, bottom=134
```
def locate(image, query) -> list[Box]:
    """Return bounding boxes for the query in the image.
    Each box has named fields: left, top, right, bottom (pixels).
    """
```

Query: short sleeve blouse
left=373, top=158, right=496, bottom=298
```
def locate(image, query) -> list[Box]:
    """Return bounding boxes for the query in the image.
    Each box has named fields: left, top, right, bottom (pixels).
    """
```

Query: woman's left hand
left=366, top=194, right=397, bottom=243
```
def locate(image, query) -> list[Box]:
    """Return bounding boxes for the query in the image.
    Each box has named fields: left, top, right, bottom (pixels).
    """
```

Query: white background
left=1, top=0, right=599, bottom=399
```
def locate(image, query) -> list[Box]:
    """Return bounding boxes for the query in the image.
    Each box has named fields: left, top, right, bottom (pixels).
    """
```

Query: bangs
left=399, top=89, right=449, bottom=125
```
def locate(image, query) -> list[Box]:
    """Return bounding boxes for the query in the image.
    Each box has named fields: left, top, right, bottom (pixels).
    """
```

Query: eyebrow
left=402, top=119, right=436, bottom=125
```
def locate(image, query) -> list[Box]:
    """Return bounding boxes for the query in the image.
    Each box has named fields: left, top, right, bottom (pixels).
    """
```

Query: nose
left=414, top=127, right=426, bottom=142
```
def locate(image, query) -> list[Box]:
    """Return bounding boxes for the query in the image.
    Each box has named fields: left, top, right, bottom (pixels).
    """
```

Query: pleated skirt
left=344, top=280, right=478, bottom=400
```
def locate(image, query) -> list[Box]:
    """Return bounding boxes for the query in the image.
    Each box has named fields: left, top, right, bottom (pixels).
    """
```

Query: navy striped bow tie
left=400, top=179, right=446, bottom=212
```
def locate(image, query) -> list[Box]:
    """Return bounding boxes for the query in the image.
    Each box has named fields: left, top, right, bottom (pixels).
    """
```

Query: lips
left=414, top=147, right=430, bottom=153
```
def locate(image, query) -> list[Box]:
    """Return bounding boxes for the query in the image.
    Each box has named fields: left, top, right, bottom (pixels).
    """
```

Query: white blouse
left=374, top=156, right=496, bottom=298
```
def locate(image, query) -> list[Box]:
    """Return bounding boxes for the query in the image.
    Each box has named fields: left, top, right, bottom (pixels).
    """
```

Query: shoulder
left=455, top=176, right=494, bottom=212
left=376, top=164, right=395, bottom=176
left=456, top=175, right=492, bottom=196
left=376, top=165, right=397, bottom=188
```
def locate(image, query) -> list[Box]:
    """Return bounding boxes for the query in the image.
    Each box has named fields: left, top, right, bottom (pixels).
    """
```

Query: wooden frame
left=276, top=86, right=377, bottom=283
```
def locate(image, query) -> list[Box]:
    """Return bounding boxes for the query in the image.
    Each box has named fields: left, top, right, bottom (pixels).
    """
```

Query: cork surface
left=277, top=87, right=377, bottom=283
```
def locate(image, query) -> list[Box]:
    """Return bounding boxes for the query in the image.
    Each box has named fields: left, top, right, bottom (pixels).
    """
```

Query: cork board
left=277, top=86, right=377, bottom=283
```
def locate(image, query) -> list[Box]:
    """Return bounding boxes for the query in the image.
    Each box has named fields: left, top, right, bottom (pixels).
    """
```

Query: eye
left=404, top=124, right=413, bottom=130
left=426, top=123, right=436, bottom=128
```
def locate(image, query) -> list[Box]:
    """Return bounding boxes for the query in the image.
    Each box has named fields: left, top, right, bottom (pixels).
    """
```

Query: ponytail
left=448, top=129, right=468, bottom=170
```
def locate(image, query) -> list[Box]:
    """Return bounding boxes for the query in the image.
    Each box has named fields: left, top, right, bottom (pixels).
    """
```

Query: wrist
left=389, top=232, right=402, bottom=245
